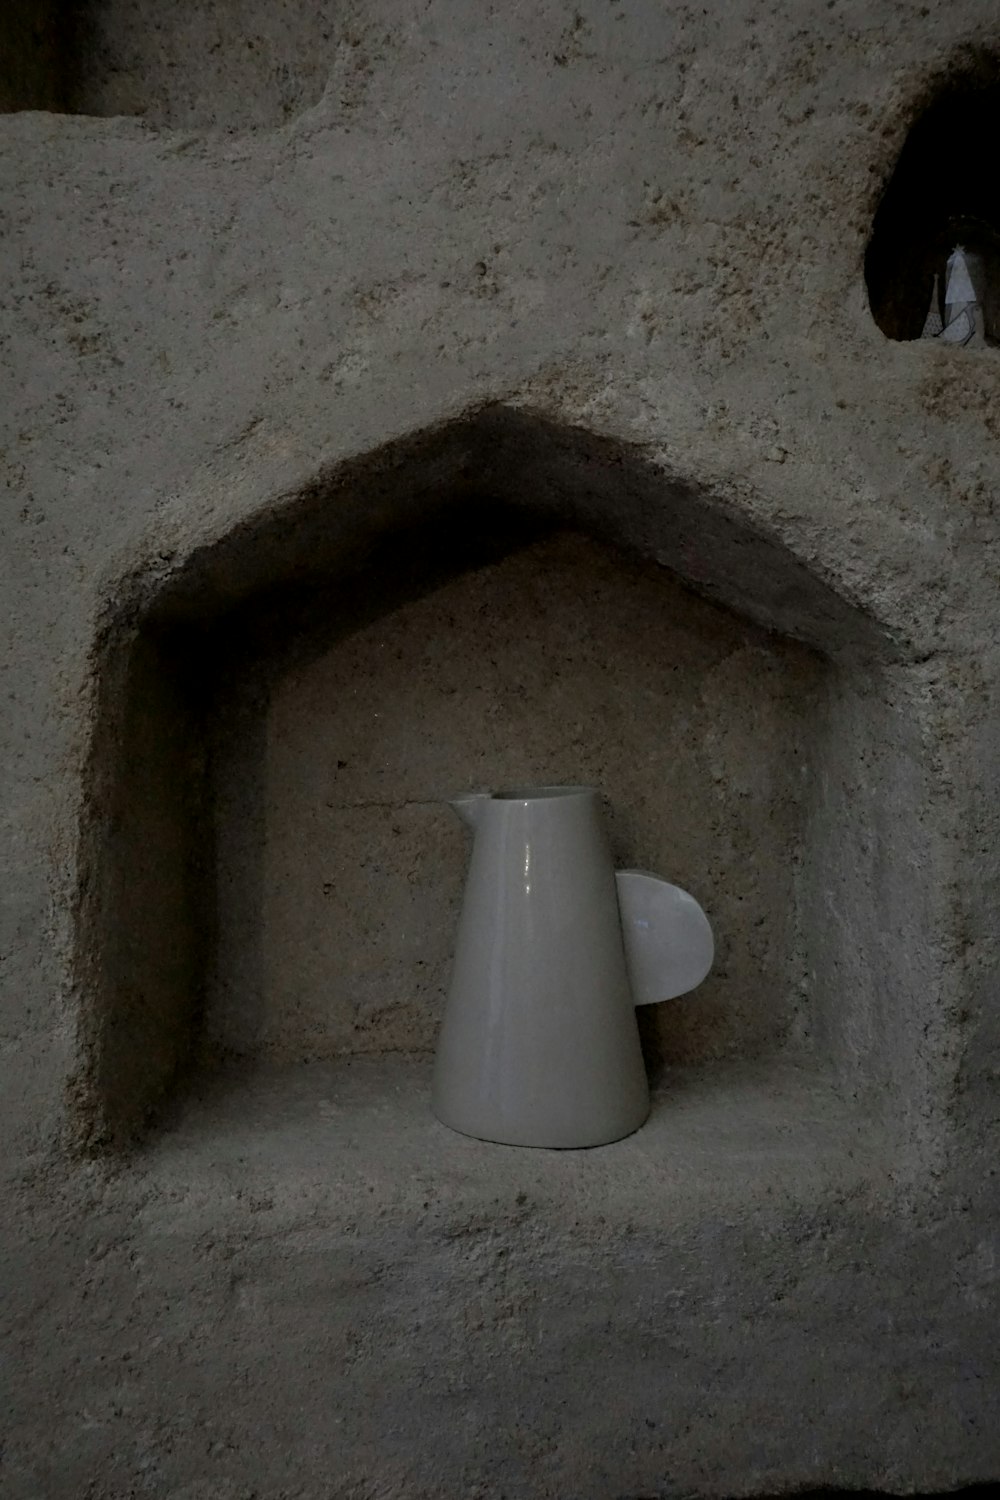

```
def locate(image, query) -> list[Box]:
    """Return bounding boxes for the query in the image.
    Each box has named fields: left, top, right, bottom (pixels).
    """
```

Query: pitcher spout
left=448, top=792, right=492, bottom=830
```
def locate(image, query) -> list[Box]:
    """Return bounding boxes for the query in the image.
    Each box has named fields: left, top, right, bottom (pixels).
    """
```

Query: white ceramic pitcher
left=431, top=785, right=714, bottom=1148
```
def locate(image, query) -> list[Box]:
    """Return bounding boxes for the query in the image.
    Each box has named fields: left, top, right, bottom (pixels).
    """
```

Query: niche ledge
left=136, top=1054, right=889, bottom=1236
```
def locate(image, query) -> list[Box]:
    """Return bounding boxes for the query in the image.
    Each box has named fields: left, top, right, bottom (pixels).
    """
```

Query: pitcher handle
left=615, top=870, right=714, bottom=1006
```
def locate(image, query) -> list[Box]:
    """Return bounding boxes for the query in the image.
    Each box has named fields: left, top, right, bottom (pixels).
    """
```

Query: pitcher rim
left=492, top=784, right=596, bottom=802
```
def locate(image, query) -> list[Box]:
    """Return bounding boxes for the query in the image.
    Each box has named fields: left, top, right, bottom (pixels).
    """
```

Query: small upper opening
left=1, top=0, right=337, bottom=129
left=866, top=58, right=1000, bottom=345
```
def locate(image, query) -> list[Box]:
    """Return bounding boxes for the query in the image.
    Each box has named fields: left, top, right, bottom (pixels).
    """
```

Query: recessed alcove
left=72, top=407, right=938, bottom=1175
left=1, top=0, right=340, bottom=128
left=866, top=55, right=1000, bottom=342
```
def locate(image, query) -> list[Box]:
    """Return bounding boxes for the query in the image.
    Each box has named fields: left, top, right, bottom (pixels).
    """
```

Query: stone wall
left=2, top=2, right=1000, bottom=1495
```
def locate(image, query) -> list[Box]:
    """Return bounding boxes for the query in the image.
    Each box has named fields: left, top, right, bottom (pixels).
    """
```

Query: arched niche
left=69, top=405, right=940, bottom=1156
left=866, top=54, right=1000, bottom=343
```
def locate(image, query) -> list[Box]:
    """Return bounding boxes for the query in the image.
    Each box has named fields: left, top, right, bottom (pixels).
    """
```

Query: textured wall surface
left=2, top=0, right=1000, bottom=1496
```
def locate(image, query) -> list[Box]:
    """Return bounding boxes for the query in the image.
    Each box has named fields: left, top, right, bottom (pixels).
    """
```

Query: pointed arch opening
left=71, top=405, right=939, bottom=1163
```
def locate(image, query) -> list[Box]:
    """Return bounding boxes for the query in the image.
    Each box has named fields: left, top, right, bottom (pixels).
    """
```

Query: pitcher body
left=432, top=786, right=650, bottom=1148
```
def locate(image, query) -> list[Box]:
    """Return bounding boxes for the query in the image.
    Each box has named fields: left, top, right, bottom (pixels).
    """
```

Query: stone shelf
left=133, top=1054, right=887, bottom=1239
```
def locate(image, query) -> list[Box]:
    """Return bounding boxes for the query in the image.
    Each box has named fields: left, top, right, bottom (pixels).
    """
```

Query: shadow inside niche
left=196, top=498, right=556, bottom=1060
left=1, top=0, right=339, bottom=127
left=866, top=57, right=1000, bottom=342
left=0, top=0, right=70, bottom=112
left=76, top=490, right=554, bottom=1147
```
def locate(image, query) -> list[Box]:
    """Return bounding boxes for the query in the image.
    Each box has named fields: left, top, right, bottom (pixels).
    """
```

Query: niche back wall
left=208, top=529, right=822, bottom=1068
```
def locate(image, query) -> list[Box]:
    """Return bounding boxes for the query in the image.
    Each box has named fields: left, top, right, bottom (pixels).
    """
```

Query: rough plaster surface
left=2, top=0, right=1000, bottom=1495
